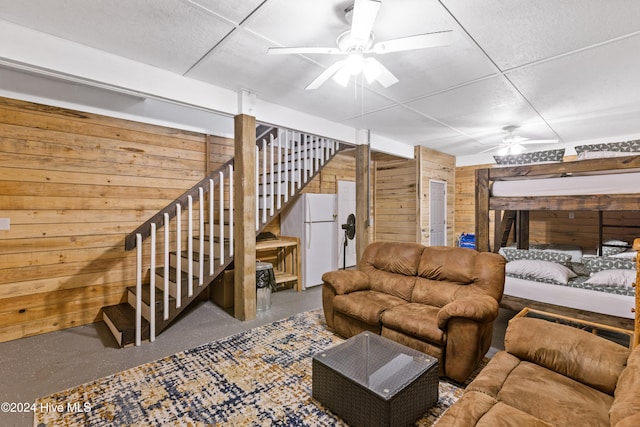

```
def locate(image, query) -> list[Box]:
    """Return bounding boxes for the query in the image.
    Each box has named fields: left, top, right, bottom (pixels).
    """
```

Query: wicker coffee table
left=312, top=332, right=438, bottom=427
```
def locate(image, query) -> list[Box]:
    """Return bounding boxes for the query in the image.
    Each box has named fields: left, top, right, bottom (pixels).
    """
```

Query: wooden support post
left=233, top=114, right=256, bottom=321
left=356, top=143, right=372, bottom=263
left=516, top=210, right=530, bottom=249
left=475, top=168, right=490, bottom=252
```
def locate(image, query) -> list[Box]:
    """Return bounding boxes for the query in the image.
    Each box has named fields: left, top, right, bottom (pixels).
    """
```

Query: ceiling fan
left=267, top=0, right=452, bottom=90
left=480, top=125, right=559, bottom=155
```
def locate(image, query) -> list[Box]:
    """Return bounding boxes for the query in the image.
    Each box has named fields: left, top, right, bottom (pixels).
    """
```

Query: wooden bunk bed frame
left=474, top=154, right=640, bottom=336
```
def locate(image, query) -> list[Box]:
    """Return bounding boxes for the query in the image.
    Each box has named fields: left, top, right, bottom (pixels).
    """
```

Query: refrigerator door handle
left=306, top=221, right=311, bottom=250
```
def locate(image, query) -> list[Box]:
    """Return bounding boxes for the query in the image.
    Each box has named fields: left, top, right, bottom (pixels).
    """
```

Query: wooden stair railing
left=102, top=125, right=347, bottom=347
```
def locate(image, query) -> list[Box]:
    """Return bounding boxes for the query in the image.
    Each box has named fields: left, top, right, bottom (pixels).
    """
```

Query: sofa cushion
left=438, top=390, right=554, bottom=427
left=333, top=290, right=406, bottom=326
left=505, top=318, right=629, bottom=395
left=360, top=241, right=424, bottom=276
left=411, top=277, right=458, bottom=307
left=418, top=246, right=478, bottom=283
left=610, top=345, right=640, bottom=426
left=494, top=360, right=613, bottom=427
left=380, top=303, right=444, bottom=344
left=359, top=242, right=423, bottom=300
left=366, top=269, right=417, bottom=301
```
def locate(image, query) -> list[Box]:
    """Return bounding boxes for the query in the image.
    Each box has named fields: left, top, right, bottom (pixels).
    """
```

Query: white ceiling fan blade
left=305, top=61, right=345, bottom=90
left=371, top=30, right=453, bottom=54
left=364, top=57, right=398, bottom=88
left=267, top=46, right=343, bottom=55
left=351, top=0, right=381, bottom=45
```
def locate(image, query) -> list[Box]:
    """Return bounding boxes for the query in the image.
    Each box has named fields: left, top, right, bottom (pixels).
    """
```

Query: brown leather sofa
left=438, top=316, right=640, bottom=426
left=321, top=241, right=506, bottom=383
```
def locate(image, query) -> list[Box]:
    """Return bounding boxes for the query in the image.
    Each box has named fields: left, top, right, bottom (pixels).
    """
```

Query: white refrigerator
left=281, top=193, right=338, bottom=290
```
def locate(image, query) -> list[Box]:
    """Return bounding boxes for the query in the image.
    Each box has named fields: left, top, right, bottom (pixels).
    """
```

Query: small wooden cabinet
left=256, top=235, right=301, bottom=292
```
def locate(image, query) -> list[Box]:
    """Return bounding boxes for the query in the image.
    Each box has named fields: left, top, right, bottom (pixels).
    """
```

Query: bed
left=474, top=149, right=640, bottom=329
left=496, top=246, right=636, bottom=328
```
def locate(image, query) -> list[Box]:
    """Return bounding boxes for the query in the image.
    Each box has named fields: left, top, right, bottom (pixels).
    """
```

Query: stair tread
left=194, top=235, right=230, bottom=245
left=102, top=303, right=150, bottom=346
left=155, top=265, right=198, bottom=282
left=126, top=284, right=176, bottom=306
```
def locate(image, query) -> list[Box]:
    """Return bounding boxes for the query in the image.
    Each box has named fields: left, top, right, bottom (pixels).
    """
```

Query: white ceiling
left=1, top=0, right=640, bottom=161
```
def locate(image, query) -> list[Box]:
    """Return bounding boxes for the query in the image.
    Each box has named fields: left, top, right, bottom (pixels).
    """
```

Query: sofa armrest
left=505, top=317, right=630, bottom=395
left=321, top=270, right=370, bottom=295
left=436, top=295, right=499, bottom=329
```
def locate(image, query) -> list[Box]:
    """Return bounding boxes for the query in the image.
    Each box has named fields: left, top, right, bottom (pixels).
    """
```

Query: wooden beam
left=516, top=210, right=529, bottom=249
left=356, top=144, right=372, bottom=262
left=490, top=194, right=640, bottom=211
left=488, top=155, right=640, bottom=179
left=233, top=114, right=256, bottom=321
left=475, top=168, right=490, bottom=252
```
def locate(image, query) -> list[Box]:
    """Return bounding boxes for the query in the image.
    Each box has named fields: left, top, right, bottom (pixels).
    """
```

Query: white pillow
left=506, top=260, right=577, bottom=284
left=610, top=250, right=638, bottom=259
left=576, top=150, right=637, bottom=160
left=585, top=269, right=636, bottom=287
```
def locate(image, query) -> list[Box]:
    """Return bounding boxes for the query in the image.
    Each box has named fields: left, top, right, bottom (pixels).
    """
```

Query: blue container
left=458, top=233, right=476, bottom=249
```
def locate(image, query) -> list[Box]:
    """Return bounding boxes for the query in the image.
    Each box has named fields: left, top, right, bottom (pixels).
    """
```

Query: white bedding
left=491, top=171, right=640, bottom=197
left=504, top=276, right=635, bottom=319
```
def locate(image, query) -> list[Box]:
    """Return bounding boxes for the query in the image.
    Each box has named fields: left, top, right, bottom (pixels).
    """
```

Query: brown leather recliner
left=321, top=241, right=506, bottom=383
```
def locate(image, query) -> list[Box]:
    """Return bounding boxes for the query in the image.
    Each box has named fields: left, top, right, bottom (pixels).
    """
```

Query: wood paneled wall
left=0, top=97, right=210, bottom=342
left=454, top=165, right=482, bottom=237
left=374, top=154, right=417, bottom=242
left=417, top=147, right=456, bottom=246
left=454, top=162, right=640, bottom=251
left=373, top=148, right=455, bottom=245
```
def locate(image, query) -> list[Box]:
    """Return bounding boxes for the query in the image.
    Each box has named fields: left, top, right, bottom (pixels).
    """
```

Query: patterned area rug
left=34, top=310, right=481, bottom=426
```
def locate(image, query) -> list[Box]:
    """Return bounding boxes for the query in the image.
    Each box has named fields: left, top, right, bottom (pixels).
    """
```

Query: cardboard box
left=211, top=270, right=234, bottom=309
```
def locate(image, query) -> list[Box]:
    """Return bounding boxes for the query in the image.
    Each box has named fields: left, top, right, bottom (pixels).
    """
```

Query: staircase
left=102, top=125, right=346, bottom=347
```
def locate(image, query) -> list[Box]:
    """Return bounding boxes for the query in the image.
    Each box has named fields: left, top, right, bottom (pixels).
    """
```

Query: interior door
left=337, top=180, right=357, bottom=268
left=429, top=180, right=447, bottom=246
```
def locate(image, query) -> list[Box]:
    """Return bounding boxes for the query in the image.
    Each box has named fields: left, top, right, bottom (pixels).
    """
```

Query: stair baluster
left=163, top=213, right=170, bottom=320
left=229, top=164, right=234, bottom=257
left=150, top=223, right=156, bottom=342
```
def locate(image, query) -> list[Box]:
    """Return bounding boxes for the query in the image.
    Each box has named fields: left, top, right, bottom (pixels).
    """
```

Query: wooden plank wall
left=417, top=147, right=456, bottom=246
left=0, top=97, right=210, bottom=343
left=454, top=162, right=640, bottom=251
left=374, top=154, right=417, bottom=242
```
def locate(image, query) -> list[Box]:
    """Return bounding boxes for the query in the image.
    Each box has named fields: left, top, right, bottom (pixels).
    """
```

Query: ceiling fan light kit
left=267, top=0, right=452, bottom=90
left=480, top=125, right=559, bottom=154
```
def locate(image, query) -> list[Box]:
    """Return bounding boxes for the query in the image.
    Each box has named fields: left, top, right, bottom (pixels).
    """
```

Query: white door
left=429, top=180, right=447, bottom=246
left=337, top=180, right=357, bottom=269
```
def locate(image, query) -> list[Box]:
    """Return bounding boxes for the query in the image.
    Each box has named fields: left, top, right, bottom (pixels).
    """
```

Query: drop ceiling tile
left=187, top=30, right=394, bottom=122
left=507, top=34, right=640, bottom=142
left=340, top=105, right=458, bottom=146
left=189, top=0, right=266, bottom=24
left=0, top=0, right=234, bottom=74
left=406, top=76, right=556, bottom=141
left=419, top=134, right=486, bottom=157
left=367, top=32, right=496, bottom=102
left=245, top=0, right=350, bottom=50
left=441, top=0, right=640, bottom=70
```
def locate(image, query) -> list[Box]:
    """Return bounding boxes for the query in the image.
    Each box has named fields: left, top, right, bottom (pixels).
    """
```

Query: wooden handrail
left=125, top=130, right=349, bottom=251
left=125, top=158, right=234, bottom=251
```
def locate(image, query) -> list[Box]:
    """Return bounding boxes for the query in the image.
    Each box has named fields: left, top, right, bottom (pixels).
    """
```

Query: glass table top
left=313, top=332, right=437, bottom=400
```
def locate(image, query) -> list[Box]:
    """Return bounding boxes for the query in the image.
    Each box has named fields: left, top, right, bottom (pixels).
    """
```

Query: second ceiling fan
left=480, top=126, right=559, bottom=155
left=267, top=0, right=452, bottom=90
